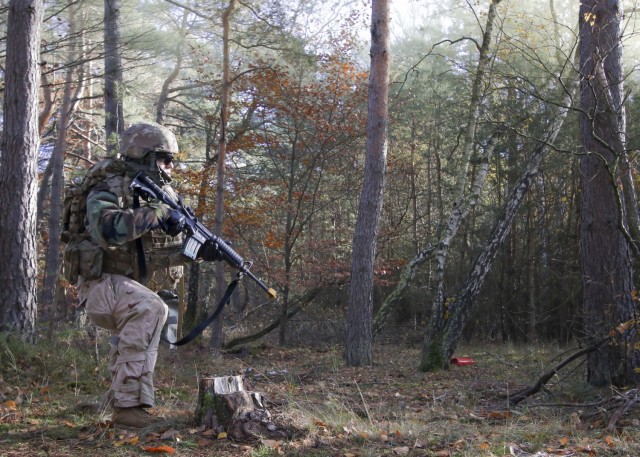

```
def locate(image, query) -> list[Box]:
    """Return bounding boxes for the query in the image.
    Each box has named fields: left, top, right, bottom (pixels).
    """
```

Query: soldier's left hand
left=197, top=240, right=224, bottom=261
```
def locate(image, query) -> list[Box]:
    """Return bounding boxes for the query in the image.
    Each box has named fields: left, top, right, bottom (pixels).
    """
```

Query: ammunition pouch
left=62, top=237, right=104, bottom=285
left=101, top=246, right=184, bottom=288
left=102, top=249, right=135, bottom=278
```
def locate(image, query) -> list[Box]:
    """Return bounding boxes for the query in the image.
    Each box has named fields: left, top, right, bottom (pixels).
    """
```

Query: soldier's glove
left=197, top=240, right=224, bottom=261
left=160, top=209, right=186, bottom=237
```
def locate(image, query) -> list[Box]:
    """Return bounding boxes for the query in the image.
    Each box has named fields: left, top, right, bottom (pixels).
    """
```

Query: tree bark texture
left=374, top=130, right=501, bottom=334
left=42, top=10, right=83, bottom=336
left=345, top=0, right=390, bottom=367
left=211, top=0, right=237, bottom=355
left=156, top=11, right=187, bottom=125
left=0, top=0, right=45, bottom=341
left=104, top=0, right=124, bottom=152
left=418, top=0, right=501, bottom=370
left=423, top=76, right=576, bottom=370
left=578, top=0, right=639, bottom=387
left=195, top=375, right=279, bottom=441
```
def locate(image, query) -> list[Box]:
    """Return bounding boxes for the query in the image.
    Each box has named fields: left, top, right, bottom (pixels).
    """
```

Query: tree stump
left=194, top=375, right=282, bottom=441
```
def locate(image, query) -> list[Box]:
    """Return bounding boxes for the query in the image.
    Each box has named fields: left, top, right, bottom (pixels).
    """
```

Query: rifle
left=129, top=171, right=277, bottom=299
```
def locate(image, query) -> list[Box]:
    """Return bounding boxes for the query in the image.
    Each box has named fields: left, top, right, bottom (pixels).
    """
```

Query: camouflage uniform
left=77, top=122, right=185, bottom=410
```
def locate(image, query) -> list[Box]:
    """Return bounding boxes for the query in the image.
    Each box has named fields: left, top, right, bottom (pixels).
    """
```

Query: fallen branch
left=222, top=286, right=329, bottom=350
left=223, top=305, right=304, bottom=349
left=508, top=339, right=607, bottom=407
left=508, top=316, right=640, bottom=407
left=606, top=389, right=640, bottom=432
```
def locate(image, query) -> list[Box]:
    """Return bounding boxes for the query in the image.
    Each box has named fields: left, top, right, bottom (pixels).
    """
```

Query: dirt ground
left=1, top=337, right=639, bottom=456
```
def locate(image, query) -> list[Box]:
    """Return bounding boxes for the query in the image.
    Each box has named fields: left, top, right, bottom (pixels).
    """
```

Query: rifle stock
left=130, top=171, right=277, bottom=299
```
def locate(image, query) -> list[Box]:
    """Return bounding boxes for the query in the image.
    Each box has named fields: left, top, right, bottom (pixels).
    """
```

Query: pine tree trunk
left=0, top=0, right=45, bottom=341
left=345, top=0, right=390, bottom=366
left=43, top=8, right=83, bottom=337
left=578, top=0, right=639, bottom=387
left=156, top=11, right=187, bottom=125
left=104, top=0, right=124, bottom=151
left=210, top=0, right=236, bottom=355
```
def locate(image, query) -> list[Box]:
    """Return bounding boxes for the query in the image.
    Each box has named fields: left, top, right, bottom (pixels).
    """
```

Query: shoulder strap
left=162, top=278, right=240, bottom=347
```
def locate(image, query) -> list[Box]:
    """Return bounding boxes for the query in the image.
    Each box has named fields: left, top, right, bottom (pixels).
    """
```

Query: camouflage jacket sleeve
left=86, top=183, right=168, bottom=246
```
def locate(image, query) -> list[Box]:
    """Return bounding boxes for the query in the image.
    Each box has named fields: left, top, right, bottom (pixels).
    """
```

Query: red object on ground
left=450, top=357, right=475, bottom=366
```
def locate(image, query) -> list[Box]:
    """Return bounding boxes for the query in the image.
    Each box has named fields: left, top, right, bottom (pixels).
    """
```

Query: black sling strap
left=132, top=194, right=148, bottom=284
left=163, top=277, right=240, bottom=347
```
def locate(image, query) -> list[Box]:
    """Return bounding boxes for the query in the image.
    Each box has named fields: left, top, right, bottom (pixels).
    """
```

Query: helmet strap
left=123, top=153, right=172, bottom=185
left=149, top=151, right=172, bottom=185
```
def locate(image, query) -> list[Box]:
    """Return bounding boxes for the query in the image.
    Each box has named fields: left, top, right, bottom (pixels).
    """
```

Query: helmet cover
left=120, top=122, right=179, bottom=159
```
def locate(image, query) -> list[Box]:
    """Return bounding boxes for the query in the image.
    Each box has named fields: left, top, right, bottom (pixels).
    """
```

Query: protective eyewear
left=161, top=155, right=175, bottom=166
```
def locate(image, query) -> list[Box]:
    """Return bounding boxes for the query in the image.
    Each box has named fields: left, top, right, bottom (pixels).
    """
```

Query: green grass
left=1, top=330, right=640, bottom=456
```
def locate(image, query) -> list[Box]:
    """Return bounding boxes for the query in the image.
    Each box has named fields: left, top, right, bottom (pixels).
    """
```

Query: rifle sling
left=132, top=194, right=148, bottom=284
left=163, top=277, right=240, bottom=347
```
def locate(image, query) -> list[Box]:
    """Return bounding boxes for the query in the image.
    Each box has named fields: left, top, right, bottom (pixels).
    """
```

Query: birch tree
left=417, top=0, right=502, bottom=370
left=428, top=80, right=576, bottom=366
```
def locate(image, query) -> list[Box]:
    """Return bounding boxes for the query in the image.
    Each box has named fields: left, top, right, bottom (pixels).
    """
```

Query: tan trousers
left=78, top=273, right=168, bottom=408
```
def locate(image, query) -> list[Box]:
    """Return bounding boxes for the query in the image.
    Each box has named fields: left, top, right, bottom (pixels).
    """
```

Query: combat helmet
left=120, top=122, right=178, bottom=159
left=120, top=122, right=178, bottom=183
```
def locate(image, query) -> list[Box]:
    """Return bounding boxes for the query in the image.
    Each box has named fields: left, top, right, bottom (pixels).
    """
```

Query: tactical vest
left=62, top=158, right=184, bottom=291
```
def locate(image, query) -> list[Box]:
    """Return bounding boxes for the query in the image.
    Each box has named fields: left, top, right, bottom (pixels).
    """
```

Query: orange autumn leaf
left=487, top=410, right=512, bottom=419
left=604, top=435, right=616, bottom=447
left=141, top=445, right=175, bottom=453
left=3, top=400, right=17, bottom=410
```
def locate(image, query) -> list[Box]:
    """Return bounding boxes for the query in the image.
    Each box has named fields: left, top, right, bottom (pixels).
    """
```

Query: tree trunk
left=423, top=78, right=576, bottom=369
left=0, top=0, right=45, bottom=341
left=156, top=10, right=187, bottom=125
left=578, top=0, right=639, bottom=387
left=43, top=7, right=83, bottom=338
left=345, top=0, right=390, bottom=367
left=104, top=0, right=124, bottom=152
left=38, top=71, right=56, bottom=136
left=224, top=285, right=326, bottom=349
left=526, top=211, right=538, bottom=343
left=419, top=0, right=501, bottom=371
left=278, top=139, right=295, bottom=346
left=210, top=0, right=236, bottom=355
left=374, top=131, right=501, bottom=334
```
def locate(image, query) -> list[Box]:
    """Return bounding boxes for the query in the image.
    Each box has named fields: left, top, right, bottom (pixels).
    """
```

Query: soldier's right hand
left=160, top=208, right=185, bottom=237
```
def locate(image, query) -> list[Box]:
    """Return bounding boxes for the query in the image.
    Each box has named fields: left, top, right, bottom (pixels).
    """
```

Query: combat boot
left=112, top=406, right=164, bottom=428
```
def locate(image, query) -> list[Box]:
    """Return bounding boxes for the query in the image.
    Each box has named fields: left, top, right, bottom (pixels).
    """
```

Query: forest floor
left=1, top=331, right=639, bottom=457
